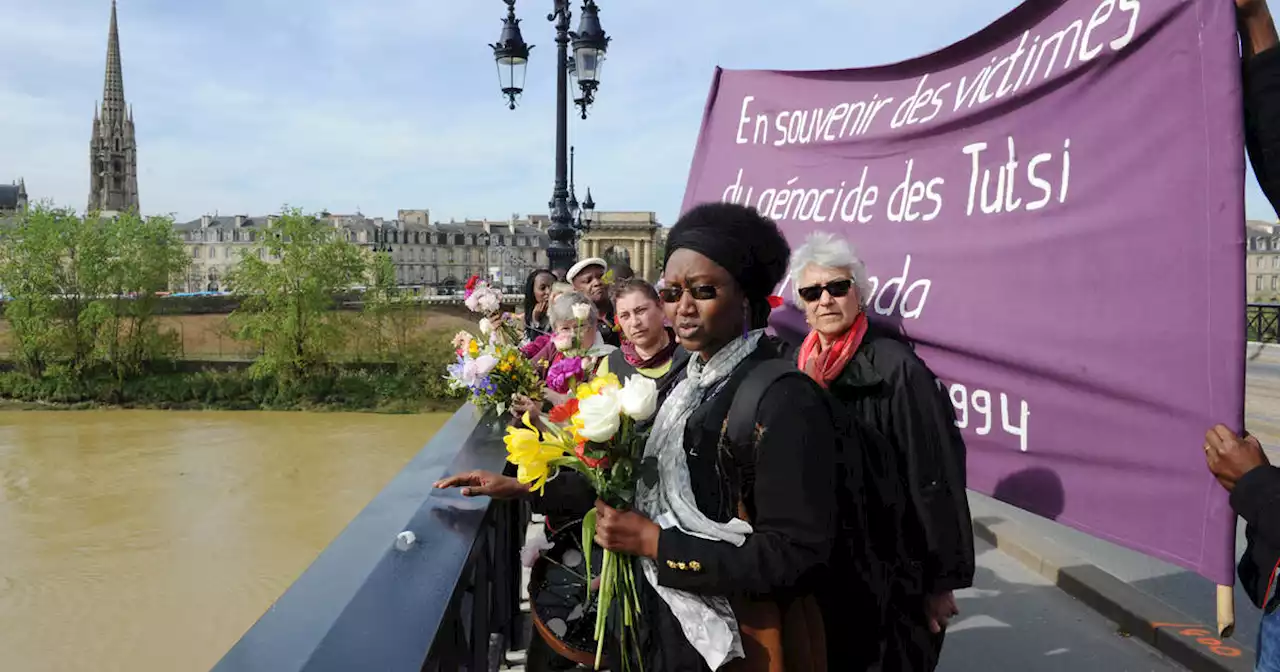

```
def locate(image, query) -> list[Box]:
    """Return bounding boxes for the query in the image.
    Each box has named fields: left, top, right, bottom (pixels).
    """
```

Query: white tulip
left=618, top=375, right=658, bottom=421
left=576, top=390, right=622, bottom=443
left=478, top=317, right=493, bottom=336
left=472, top=354, right=499, bottom=378
left=572, top=303, right=591, bottom=321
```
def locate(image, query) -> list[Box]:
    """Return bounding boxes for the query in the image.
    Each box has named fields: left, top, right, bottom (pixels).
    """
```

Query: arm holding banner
left=1206, top=426, right=1280, bottom=614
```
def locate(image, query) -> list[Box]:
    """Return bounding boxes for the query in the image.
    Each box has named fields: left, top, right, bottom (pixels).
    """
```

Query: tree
left=0, top=206, right=189, bottom=377
left=227, top=208, right=367, bottom=379
left=101, top=212, right=189, bottom=378
left=362, top=251, right=429, bottom=365
left=0, top=205, right=116, bottom=374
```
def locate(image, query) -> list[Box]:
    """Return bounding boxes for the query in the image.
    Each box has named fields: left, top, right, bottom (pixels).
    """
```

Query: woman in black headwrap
left=592, top=202, right=880, bottom=671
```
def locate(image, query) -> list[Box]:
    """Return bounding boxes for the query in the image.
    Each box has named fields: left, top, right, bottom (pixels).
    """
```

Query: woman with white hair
left=537, top=291, right=616, bottom=373
left=787, top=231, right=975, bottom=672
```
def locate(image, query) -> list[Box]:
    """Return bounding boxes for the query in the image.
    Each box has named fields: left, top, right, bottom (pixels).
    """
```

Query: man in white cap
left=566, top=256, right=620, bottom=347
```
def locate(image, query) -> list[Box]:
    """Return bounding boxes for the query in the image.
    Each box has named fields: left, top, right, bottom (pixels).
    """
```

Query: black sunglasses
left=658, top=284, right=719, bottom=303
left=797, top=278, right=854, bottom=303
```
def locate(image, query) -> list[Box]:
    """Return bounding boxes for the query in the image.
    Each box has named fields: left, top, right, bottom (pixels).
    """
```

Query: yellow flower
left=573, top=372, right=621, bottom=402
left=590, top=373, right=621, bottom=394
left=503, top=413, right=567, bottom=494
left=468, top=341, right=480, bottom=357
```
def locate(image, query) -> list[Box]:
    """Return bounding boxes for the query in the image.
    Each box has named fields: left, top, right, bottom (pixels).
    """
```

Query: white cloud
left=0, top=0, right=1274, bottom=225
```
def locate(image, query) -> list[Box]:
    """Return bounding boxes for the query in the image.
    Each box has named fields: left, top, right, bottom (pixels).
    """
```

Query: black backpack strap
left=605, top=348, right=638, bottom=381
left=725, top=359, right=806, bottom=452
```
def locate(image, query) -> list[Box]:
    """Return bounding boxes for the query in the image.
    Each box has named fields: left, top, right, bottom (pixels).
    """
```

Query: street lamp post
left=478, top=233, right=494, bottom=285
left=567, top=145, right=596, bottom=252
left=491, top=0, right=610, bottom=277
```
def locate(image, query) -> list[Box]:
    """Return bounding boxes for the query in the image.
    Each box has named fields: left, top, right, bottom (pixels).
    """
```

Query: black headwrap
left=664, top=203, right=791, bottom=328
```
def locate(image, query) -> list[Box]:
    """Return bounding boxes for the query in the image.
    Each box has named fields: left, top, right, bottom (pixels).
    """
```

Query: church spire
left=101, top=0, right=126, bottom=125
left=88, top=0, right=139, bottom=215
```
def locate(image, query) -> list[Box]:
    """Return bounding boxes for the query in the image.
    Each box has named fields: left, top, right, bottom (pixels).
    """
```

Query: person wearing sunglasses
left=788, top=231, right=974, bottom=672
left=587, top=202, right=880, bottom=671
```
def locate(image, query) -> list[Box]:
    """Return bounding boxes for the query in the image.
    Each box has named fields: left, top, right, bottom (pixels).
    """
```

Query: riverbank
left=0, top=307, right=483, bottom=361
left=0, top=367, right=465, bottom=414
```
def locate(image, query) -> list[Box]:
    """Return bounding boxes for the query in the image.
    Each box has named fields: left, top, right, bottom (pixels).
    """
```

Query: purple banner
left=681, top=0, right=1244, bottom=584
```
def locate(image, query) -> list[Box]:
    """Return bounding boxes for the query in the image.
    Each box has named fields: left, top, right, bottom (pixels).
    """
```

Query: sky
left=0, top=0, right=1273, bottom=225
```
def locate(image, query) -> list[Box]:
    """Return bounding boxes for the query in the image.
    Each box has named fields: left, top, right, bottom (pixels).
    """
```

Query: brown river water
left=0, top=409, right=450, bottom=672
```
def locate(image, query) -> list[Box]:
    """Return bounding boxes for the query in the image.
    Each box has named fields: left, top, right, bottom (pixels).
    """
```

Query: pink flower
left=546, top=357, right=584, bottom=394
left=520, top=528, right=555, bottom=568
left=521, top=334, right=550, bottom=358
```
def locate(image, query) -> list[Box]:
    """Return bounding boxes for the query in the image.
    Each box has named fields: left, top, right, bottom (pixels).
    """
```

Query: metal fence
left=1248, top=303, right=1280, bottom=344
left=210, top=407, right=526, bottom=672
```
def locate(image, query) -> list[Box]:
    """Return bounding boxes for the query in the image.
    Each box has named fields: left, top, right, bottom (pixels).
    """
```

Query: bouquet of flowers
left=503, top=373, right=659, bottom=670
left=446, top=330, right=542, bottom=415
left=538, top=301, right=607, bottom=389
left=464, top=275, right=523, bottom=346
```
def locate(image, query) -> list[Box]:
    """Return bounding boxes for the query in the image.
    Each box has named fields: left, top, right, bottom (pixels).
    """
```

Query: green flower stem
left=594, top=549, right=615, bottom=669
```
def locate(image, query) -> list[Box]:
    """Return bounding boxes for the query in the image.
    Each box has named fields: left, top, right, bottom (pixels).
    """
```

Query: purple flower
left=472, top=374, right=497, bottom=396
left=521, top=334, right=550, bottom=359
left=546, top=357, right=584, bottom=394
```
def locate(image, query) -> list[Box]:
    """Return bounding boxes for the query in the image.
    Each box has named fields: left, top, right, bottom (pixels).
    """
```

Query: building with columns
left=577, top=211, right=664, bottom=281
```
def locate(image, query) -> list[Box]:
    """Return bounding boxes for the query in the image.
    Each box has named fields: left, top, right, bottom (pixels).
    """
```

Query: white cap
left=566, top=257, right=608, bottom=283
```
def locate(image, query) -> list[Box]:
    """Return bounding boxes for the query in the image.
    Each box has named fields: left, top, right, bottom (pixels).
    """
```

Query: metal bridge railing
left=211, top=407, right=525, bottom=672
left=1248, top=303, right=1280, bottom=344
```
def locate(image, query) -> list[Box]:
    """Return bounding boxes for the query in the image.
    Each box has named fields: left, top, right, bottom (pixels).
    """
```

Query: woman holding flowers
left=590, top=202, right=858, bottom=671
left=527, top=292, right=617, bottom=391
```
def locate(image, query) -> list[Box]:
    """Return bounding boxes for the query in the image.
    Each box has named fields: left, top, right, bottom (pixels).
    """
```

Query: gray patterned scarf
left=636, top=330, right=763, bottom=669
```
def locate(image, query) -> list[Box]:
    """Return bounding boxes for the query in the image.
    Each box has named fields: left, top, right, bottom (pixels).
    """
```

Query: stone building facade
left=174, top=212, right=555, bottom=294
left=1248, top=219, right=1280, bottom=301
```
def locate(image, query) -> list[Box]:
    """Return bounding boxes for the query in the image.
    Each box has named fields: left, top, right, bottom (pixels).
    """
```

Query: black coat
left=1232, top=465, right=1280, bottom=610
left=783, top=328, right=975, bottom=597
left=824, top=330, right=975, bottom=595
left=1245, top=43, right=1280, bottom=214
left=1240, top=40, right=1280, bottom=614
left=814, top=329, right=974, bottom=671
left=637, top=343, right=852, bottom=671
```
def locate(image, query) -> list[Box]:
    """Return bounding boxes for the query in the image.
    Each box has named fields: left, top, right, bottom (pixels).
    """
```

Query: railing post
left=470, top=522, right=492, bottom=671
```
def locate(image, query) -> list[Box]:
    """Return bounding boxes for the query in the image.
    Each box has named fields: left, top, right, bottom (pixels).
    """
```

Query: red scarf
left=798, top=311, right=868, bottom=388
left=621, top=327, right=678, bottom=369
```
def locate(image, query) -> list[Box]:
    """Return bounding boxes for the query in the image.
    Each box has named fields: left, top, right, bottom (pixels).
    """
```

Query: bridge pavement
left=504, top=519, right=1180, bottom=671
